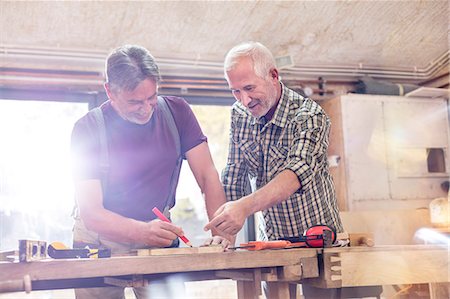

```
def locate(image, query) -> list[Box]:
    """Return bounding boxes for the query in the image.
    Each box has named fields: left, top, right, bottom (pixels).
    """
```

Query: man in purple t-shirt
left=71, top=45, right=228, bottom=298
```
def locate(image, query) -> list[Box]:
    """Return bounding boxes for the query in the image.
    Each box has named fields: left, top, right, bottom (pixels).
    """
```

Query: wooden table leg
left=429, top=282, right=450, bottom=299
left=237, top=280, right=258, bottom=299
left=266, top=281, right=290, bottom=299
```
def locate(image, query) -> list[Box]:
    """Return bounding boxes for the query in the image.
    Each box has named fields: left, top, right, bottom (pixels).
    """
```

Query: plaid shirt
left=222, top=83, right=343, bottom=240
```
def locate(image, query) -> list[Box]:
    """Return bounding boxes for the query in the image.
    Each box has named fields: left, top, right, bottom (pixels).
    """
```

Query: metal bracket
left=19, top=240, right=47, bottom=262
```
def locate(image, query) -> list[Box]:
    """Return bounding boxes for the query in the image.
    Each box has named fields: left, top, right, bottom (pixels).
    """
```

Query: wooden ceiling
left=1, top=1, right=448, bottom=101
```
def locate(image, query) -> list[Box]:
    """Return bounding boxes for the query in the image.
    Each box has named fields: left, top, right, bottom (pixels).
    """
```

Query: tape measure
left=47, top=242, right=111, bottom=259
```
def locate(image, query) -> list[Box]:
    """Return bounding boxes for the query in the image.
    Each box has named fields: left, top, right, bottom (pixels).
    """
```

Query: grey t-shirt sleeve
left=163, top=96, right=207, bottom=157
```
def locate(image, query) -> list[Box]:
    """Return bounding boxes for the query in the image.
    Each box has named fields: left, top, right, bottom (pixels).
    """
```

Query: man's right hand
left=136, top=219, right=184, bottom=247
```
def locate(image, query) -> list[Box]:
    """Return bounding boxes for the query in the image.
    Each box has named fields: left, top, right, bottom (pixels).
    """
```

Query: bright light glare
left=0, top=100, right=87, bottom=213
left=415, top=227, right=450, bottom=246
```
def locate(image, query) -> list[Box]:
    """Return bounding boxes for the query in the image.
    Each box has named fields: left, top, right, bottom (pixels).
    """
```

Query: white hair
left=224, top=41, right=276, bottom=80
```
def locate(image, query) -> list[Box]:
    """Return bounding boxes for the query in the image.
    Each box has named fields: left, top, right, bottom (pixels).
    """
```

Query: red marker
left=152, top=207, right=193, bottom=247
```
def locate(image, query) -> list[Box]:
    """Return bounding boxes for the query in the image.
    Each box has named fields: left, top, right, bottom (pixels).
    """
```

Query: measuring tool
left=47, top=242, right=111, bottom=259
left=19, top=240, right=47, bottom=262
left=231, top=224, right=336, bottom=251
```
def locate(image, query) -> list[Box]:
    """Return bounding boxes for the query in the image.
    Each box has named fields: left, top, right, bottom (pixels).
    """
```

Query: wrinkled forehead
left=226, top=56, right=254, bottom=72
left=226, top=57, right=258, bottom=81
left=226, top=66, right=268, bottom=92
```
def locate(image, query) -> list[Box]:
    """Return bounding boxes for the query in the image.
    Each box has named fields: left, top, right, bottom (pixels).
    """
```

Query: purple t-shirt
left=71, top=96, right=206, bottom=221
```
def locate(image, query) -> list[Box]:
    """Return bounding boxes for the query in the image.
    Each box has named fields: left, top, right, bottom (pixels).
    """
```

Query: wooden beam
left=308, top=245, right=449, bottom=288
left=0, top=248, right=318, bottom=283
left=2, top=245, right=448, bottom=295
left=137, top=245, right=223, bottom=256
left=215, top=270, right=254, bottom=281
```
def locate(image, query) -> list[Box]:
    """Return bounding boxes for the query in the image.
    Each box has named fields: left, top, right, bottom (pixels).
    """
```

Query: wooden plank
left=306, top=252, right=342, bottom=289
left=137, top=245, right=223, bottom=256
left=327, top=245, right=449, bottom=287
left=300, top=257, right=320, bottom=278
left=340, top=209, right=431, bottom=245
left=215, top=270, right=254, bottom=281
left=260, top=268, right=278, bottom=282
left=279, top=265, right=301, bottom=281
left=0, top=250, right=17, bottom=262
left=4, top=245, right=446, bottom=294
left=0, top=248, right=318, bottom=283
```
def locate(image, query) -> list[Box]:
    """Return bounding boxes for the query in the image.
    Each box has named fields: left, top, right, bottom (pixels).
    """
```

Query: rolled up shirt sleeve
left=282, top=111, right=330, bottom=191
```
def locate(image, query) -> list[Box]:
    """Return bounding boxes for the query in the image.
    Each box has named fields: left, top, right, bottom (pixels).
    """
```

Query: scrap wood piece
left=0, top=250, right=18, bottom=262
left=348, top=233, right=374, bottom=247
left=137, top=245, right=223, bottom=256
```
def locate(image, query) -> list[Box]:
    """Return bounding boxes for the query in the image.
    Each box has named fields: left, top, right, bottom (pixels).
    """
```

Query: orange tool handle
left=240, top=240, right=292, bottom=251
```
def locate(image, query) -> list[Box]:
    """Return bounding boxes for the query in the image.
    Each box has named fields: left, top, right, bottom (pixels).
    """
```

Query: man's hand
left=137, top=219, right=184, bottom=247
left=204, top=200, right=248, bottom=235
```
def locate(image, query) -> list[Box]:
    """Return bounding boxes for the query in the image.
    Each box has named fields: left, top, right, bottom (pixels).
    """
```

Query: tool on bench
left=283, top=224, right=337, bottom=247
left=19, top=240, right=48, bottom=262
left=0, top=240, right=47, bottom=262
left=47, top=242, right=111, bottom=259
left=232, top=224, right=336, bottom=251
left=233, top=240, right=295, bottom=251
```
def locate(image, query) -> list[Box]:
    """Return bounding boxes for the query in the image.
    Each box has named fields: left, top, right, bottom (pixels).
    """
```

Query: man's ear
left=270, top=68, right=279, bottom=80
left=104, top=82, right=114, bottom=100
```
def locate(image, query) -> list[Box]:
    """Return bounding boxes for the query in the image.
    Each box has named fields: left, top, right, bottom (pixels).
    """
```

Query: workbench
left=0, top=245, right=448, bottom=298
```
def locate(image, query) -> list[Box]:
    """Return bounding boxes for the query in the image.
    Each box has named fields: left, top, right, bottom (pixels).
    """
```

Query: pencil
left=152, top=207, right=193, bottom=247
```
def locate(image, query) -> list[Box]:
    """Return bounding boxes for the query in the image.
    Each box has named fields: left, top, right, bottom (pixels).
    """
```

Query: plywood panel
left=320, top=97, right=348, bottom=210
left=341, top=96, right=390, bottom=202
left=383, top=97, right=449, bottom=200
left=328, top=246, right=449, bottom=287
left=338, top=94, right=449, bottom=208
left=340, top=209, right=431, bottom=245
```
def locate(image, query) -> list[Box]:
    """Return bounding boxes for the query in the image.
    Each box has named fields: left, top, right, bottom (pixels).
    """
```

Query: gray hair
left=105, top=45, right=161, bottom=92
left=224, top=41, right=276, bottom=79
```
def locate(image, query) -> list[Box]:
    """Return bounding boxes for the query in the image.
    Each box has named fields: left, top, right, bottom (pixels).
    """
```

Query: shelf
left=406, top=87, right=449, bottom=99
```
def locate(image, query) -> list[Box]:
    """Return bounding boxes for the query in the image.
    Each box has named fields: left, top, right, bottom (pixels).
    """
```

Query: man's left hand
left=203, top=235, right=234, bottom=250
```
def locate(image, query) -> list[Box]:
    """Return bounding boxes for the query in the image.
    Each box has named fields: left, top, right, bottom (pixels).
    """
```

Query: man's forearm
left=240, top=169, right=300, bottom=215
left=203, top=175, right=227, bottom=235
left=80, top=208, right=145, bottom=243
left=193, top=158, right=228, bottom=237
